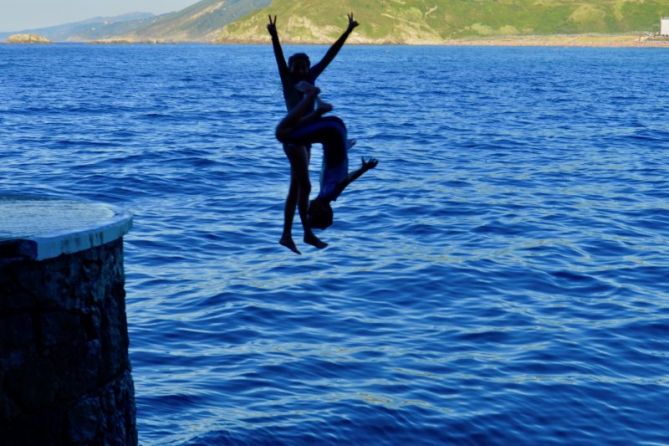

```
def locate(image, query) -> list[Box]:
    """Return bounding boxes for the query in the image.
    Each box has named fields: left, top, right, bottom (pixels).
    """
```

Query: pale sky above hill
left=0, top=0, right=197, bottom=32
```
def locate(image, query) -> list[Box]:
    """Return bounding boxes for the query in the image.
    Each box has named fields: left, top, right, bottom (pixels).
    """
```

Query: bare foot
left=304, top=233, right=328, bottom=249
left=279, top=236, right=301, bottom=255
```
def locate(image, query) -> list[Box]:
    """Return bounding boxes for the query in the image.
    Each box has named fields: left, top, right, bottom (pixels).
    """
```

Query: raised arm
left=267, top=15, right=289, bottom=79
left=310, top=13, right=359, bottom=79
left=333, top=157, right=378, bottom=198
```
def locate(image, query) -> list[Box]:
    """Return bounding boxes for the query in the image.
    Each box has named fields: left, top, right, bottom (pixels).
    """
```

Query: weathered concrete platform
left=0, top=195, right=132, bottom=261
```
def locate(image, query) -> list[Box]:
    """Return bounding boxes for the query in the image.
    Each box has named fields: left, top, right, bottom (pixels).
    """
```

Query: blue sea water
left=1, top=43, right=669, bottom=445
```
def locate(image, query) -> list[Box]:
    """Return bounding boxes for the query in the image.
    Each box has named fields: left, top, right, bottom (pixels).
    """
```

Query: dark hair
left=308, top=199, right=333, bottom=229
left=288, top=53, right=311, bottom=69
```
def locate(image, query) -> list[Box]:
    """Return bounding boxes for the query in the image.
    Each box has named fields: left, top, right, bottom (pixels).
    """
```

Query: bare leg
left=280, top=144, right=305, bottom=254
left=280, top=170, right=300, bottom=254
left=280, top=145, right=327, bottom=253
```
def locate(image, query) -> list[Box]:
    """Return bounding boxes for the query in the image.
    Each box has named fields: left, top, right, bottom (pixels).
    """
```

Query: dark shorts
left=280, top=116, right=347, bottom=166
left=283, top=142, right=311, bottom=153
left=283, top=142, right=311, bottom=158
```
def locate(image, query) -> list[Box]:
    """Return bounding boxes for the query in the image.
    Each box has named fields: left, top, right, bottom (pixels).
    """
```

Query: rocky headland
left=6, top=33, right=50, bottom=44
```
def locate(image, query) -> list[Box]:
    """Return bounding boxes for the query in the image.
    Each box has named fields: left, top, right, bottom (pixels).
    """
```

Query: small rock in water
left=7, top=34, right=51, bottom=44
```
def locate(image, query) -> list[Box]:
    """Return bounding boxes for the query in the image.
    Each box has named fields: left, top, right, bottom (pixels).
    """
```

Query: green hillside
left=217, top=0, right=669, bottom=43
left=9, top=0, right=665, bottom=43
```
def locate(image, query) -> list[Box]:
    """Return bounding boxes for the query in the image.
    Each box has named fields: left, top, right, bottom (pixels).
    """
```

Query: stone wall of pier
left=0, top=238, right=137, bottom=445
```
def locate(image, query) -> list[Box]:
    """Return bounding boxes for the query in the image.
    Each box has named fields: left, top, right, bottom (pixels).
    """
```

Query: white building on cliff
left=662, top=17, right=669, bottom=36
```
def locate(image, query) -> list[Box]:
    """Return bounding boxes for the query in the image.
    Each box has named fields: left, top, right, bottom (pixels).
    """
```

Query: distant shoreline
left=437, top=34, right=669, bottom=48
left=3, top=34, right=669, bottom=48
left=239, top=34, right=669, bottom=48
left=216, top=33, right=669, bottom=47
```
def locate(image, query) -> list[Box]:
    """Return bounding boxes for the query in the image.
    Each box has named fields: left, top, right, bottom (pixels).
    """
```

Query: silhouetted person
left=267, top=14, right=358, bottom=254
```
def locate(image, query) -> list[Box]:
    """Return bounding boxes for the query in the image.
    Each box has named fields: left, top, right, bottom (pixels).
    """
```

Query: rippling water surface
left=1, top=44, right=669, bottom=445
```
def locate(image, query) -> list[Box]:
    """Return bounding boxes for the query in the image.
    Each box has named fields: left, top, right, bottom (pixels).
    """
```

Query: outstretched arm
left=310, top=13, right=358, bottom=79
left=333, top=157, right=378, bottom=198
left=267, top=15, right=289, bottom=80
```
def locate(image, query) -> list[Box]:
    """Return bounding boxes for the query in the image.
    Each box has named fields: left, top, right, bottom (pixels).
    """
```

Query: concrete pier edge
left=0, top=194, right=133, bottom=261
